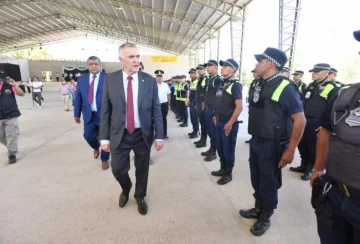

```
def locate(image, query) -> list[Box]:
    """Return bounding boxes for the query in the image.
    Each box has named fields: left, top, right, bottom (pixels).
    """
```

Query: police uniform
left=281, top=67, right=291, bottom=78
left=329, top=68, right=345, bottom=88
left=291, top=64, right=339, bottom=181
left=0, top=80, right=21, bottom=164
left=194, top=64, right=208, bottom=148
left=201, top=60, right=223, bottom=161
left=170, top=77, right=177, bottom=112
left=154, top=70, right=170, bottom=139
left=312, top=82, right=360, bottom=244
left=174, top=76, right=182, bottom=121
left=292, top=70, right=306, bottom=96
left=240, top=47, right=304, bottom=236
left=178, top=75, right=189, bottom=127
left=245, top=69, right=259, bottom=144
left=211, top=59, right=242, bottom=185
left=188, top=68, right=199, bottom=138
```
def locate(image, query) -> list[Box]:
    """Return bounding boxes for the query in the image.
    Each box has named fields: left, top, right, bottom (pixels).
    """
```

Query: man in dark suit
left=100, top=43, right=164, bottom=215
left=74, top=56, right=110, bottom=170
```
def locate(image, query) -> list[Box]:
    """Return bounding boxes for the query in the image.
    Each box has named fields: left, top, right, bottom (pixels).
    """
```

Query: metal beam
left=230, top=9, right=246, bottom=80
left=191, top=0, right=242, bottom=17
left=103, top=0, right=217, bottom=36
left=0, top=14, right=59, bottom=26
left=278, top=0, right=302, bottom=69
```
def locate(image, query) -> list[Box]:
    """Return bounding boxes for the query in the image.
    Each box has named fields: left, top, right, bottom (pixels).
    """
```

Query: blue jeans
left=216, top=120, right=239, bottom=168
left=205, top=106, right=216, bottom=148
left=70, top=91, right=76, bottom=105
left=83, top=113, right=110, bottom=162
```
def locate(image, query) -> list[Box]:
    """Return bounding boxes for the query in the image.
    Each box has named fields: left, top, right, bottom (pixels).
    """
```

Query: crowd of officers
left=163, top=30, right=360, bottom=241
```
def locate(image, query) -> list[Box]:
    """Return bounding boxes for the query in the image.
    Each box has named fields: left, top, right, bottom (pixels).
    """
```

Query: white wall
left=0, top=56, right=30, bottom=81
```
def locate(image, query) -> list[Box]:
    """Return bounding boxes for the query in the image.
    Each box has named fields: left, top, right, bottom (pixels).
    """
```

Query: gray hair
left=118, top=42, right=137, bottom=56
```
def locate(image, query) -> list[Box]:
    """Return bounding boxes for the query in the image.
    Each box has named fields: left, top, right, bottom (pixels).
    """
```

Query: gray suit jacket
left=100, top=70, right=164, bottom=149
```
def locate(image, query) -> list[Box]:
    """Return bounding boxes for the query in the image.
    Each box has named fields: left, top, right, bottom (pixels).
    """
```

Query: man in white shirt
left=155, top=70, right=171, bottom=139
left=31, top=77, right=43, bottom=107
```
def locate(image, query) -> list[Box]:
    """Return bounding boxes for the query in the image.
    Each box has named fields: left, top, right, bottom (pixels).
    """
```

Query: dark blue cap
left=282, top=67, right=291, bottom=73
left=292, top=70, right=304, bottom=75
left=196, top=64, right=206, bottom=70
left=219, top=59, right=239, bottom=70
left=354, top=30, right=360, bottom=42
left=188, top=68, right=197, bottom=74
left=255, top=47, right=288, bottom=69
left=154, top=70, right=164, bottom=76
left=181, top=75, right=186, bottom=79
left=204, top=60, right=218, bottom=67
left=309, top=63, right=331, bottom=72
left=329, top=68, right=338, bottom=74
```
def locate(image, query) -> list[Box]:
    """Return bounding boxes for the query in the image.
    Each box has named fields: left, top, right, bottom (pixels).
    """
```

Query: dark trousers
left=316, top=178, right=360, bottom=244
left=176, top=100, right=181, bottom=117
left=205, top=106, right=216, bottom=148
left=161, top=102, right=168, bottom=136
left=216, top=120, right=239, bottom=168
left=189, top=100, right=199, bottom=132
left=298, top=118, right=318, bottom=167
left=111, top=129, right=151, bottom=200
left=179, top=101, right=188, bottom=123
left=83, top=112, right=110, bottom=162
left=249, top=138, right=287, bottom=211
left=196, top=101, right=207, bottom=138
left=33, top=92, right=42, bottom=106
left=170, top=95, right=176, bottom=110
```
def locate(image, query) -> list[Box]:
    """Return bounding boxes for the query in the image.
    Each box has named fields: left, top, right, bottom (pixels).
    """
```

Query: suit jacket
left=100, top=70, right=164, bottom=149
left=74, top=72, right=105, bottom=124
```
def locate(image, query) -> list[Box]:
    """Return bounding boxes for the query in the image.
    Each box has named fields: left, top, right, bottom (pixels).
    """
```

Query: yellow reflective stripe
left=320, top=84, right=335, bottom=99
left=271, top=79, right=290, bottom=102
left=201, top=77, right=206, bottom=87
left=225, top=83, right=234, bottom=94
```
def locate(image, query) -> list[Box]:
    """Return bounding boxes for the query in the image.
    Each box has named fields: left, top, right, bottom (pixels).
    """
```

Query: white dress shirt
left=157, top=82, right=171, bottom=103
left=89, top=72, right=100, bottom=112
left=123, top=70, right=141, bottom=129
left=32, top=81, right=43, bottom=92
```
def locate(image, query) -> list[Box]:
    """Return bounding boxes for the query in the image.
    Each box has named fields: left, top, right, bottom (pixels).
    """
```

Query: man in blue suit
left=74, top=56, right=110, bottom=170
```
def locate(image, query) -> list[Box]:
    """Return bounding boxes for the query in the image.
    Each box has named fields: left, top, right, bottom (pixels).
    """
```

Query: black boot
left=239, top=207, right=262, bottom=219
left=217, top=167, right=232, bottom=185
left=201, top=147, right=212, bottom=156
left=204, top=148, right=217, bottom=161
left=188, top=131, right=195, bottom=136
left=301, top=165, right=314, bottom=181
left=289, top=160, right=307, bottom=173
left=180, top=122, right=188, bottom=127
left=211, top=161, right=225, bottom=177
left=250, top=210, right=273, bottom=236
left=8, top=155, right=17, bottom=164
left=189, top=132, right=199, bottom=139
left=177, top=118, right=183, bottom=123
left=195, top=139, right=207, bottom=148
left=194, top=138, right=202, bottom=145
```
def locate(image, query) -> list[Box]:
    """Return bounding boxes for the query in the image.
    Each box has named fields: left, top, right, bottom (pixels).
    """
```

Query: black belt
left=92, top=111, right=97, bottom=115
left=337, top=181, right=360, bottom=201
left=252, top=136, right=289, bottom=144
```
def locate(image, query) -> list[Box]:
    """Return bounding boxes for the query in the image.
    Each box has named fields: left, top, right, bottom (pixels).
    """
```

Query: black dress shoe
left=137, top=199, right=148, bottom=215
left=301, top=167, right=314, bottom=181
left=239, top=208, right=261, bottom=219
left=189, top=133, right=198, bottom=139
left=119, top=183, right=132, bottom=208
left=188, top=131, right=195, bottom=136
left=201, top=148, right=212, bottom=156
left=217, top=167, right=232, bottom=185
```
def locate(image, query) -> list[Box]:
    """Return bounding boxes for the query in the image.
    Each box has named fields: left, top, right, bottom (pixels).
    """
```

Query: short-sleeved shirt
left=277, top=80, right=304, bottom=116
left=157, top=82, right=171, bottom=103
left=319, top=95, right=338, bottom=132
left=231, top=82, right=243, bottom=101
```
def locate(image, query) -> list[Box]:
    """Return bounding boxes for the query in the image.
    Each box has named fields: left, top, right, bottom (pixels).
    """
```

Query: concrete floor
left=0, top=90, right=319, bottom=244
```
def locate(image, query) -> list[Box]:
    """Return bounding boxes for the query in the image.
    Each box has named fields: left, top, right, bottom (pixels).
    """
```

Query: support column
left=230, top=9, right=246, bottom=80
left=278, top=0, right=302, bottom=69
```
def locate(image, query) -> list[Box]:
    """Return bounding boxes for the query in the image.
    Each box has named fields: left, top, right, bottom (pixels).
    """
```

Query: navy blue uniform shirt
left=319, top=95, right=338, bottom=132
left=231, top=82, right=243, bottom=100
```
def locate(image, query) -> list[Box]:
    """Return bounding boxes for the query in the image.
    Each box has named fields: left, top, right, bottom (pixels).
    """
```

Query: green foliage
left=338, top=56, right=360, bottom=84
left=3, top=47, right=53, bottom=60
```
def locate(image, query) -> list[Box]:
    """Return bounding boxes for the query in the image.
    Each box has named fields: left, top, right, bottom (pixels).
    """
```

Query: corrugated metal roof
left=0, top=0, right=253, bottom=54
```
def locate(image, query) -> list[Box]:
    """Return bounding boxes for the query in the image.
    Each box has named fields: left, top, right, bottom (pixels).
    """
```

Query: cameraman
left=0, top=75, right=24, bottom=164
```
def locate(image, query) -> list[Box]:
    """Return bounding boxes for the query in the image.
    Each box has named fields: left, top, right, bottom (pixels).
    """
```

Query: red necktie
left=88, top=75, right=96, bottom=104
left=127, top=76, right=135, bottom=133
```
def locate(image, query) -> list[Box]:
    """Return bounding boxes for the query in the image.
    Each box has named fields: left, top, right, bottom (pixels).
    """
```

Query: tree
left=3, top=47, right=53, bottom=60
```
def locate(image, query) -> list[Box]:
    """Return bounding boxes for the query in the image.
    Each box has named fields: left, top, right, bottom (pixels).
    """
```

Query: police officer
left=0, top=75, right=25, bottom=164
left=310, top=30, right=360, bottom=244
left=169, top=77, right=177, bottom=112
left=245, top=69, right=260, bottom=144
left=211, top=59, right=243, bottom=185
left=174, top=76, right=182, bottom=121
left=292, top=70, right=306, bottom=96
left=188, top=68, right=199, bottom=138
left=328, top=68, right=345, bottom=87
left=280, top=67, right=291, bottom=78
left=194, top=64, right=208, bottom=148
left=239, top=47, right=306, bottom=236
left=290, top=64, right=339, bottom=181
left=201, top=60, right=223, bottom=161
left=178, top=75, right=189, bottom=127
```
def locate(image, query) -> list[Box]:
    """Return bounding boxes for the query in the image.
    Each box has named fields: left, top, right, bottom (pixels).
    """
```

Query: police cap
left=219, top=58, right=239, bottom=70
left=282, top=67, right=291, bottom=73
left=196, top=64, right=206, bottom=70
left=292, top=70, right=304, bottom=75
left=255, top=47, right=288, bottom=69
left=154, top=70, right=164, bottom=76
left=309, top=63, right=331, bottom=73
left=188, top=68, right=197, bottom=74
left=329, top=68, right=338, bottom=74
left=354, top=30, right=360, bottom=42
left=204, top=60, right=218, bottom=67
